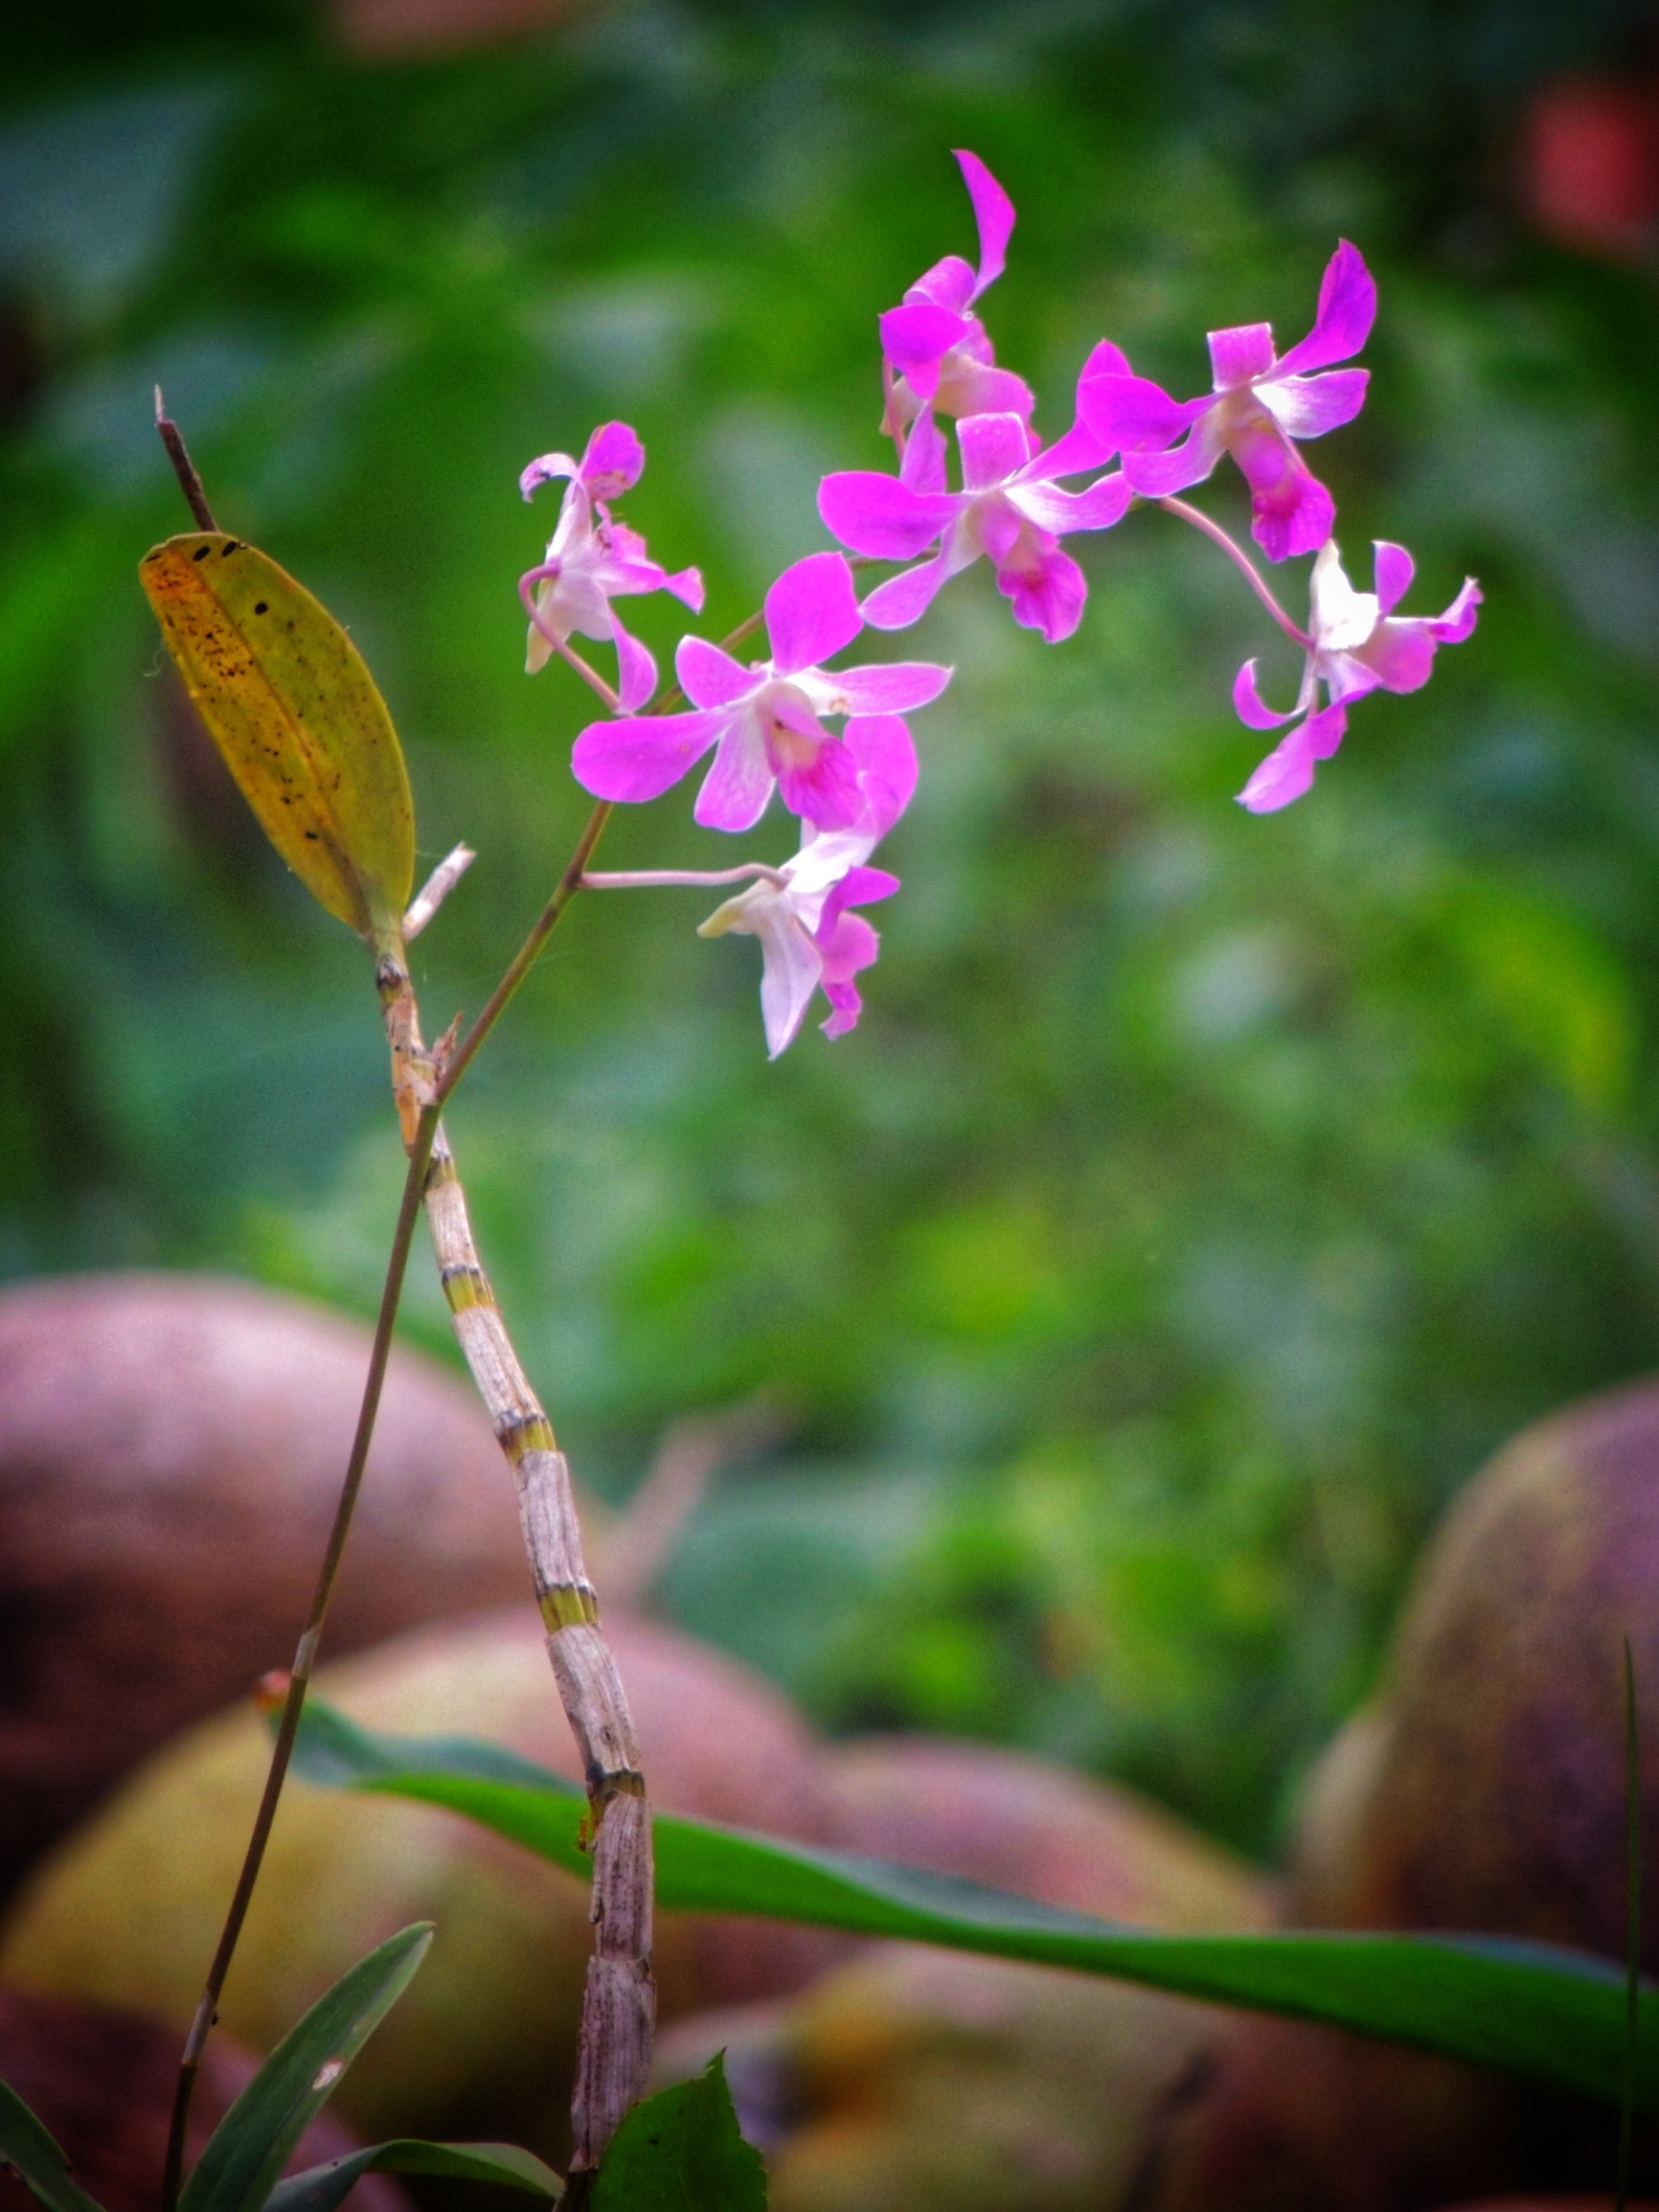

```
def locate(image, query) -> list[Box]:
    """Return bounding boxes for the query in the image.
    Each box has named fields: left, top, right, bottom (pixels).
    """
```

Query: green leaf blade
left=290, top=1700, right=1659, bottom=2117
left=591, top=2058, right=765, bottom=2212
left=179, top=1923, right=433, bottom=2212
left=0, top=2079, right=106, bottom=2212
left=268, top=2138, right=561, bottom=2212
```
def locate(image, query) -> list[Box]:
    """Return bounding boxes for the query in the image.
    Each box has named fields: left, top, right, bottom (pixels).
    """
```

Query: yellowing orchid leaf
left=140, top=533, right=415, bottom=950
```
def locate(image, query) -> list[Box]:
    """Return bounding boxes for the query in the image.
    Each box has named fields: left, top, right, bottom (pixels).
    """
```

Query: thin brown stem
left=161, top=1104, right=439, bottom=2208
left=1158, top=494, right=1313, bottom=648
left=155, top=388, right=218, bottom=534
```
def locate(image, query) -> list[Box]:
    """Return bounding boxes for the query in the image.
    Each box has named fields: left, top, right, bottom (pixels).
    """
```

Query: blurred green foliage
left=5, top=0, right=1659, bottom=1854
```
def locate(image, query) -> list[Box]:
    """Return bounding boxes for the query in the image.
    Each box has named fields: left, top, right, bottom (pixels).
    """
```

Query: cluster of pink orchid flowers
left=517, top=151, right=1481, bottom=1057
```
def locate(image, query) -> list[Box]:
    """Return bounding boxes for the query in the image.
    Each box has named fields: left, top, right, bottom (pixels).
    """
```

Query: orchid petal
left=1079, top=374, right=1210, bottom=455
left=1079, top=338, right=1132, bottom=380
left=580, top=422, right=646, bottom=500
left=905, top=254, right=978, bottom=315
left=1428, top=576, right=1482, bottom=643
left=881, top=301, right=971, bottom=383
left=1028, top=407, right=1115, bottom=480
left=936, top=359, right=1035, bottom=422
left=1233, top=658, right=1300, bottom=730
left=676, top=634, right=756, bottom=709
left=772, top=731, right=863, bottom=831
left=611, top=623, right=658, bottom=712
left=758, top=911, right=828, bottom=1056
left=1238, top=701, right=1349, bottom=813
left=860, top=545, right=958, bottom=631
left=958, top=411, right=1032, bottom=492
left=827, top=660, right=953, bottom=714
left=818, top=469, right=957, bottom=561
left=765, top=551, right=863, bottom=674
left=901, top=407, right=949, bottom=494
left=573, top=709, right=727, bottom=805
left=844, top=713, right=919, bottom=833
left=1271, top=240, right=1376, bottom=377
left=1208, top=323, right=1276, bottom=389
left=519, top=450, right=580, bottom=500
left=996, top=543, right=1087, bottom=642
left=1121, top=427, right=1220, bottom=498
left=954, top=148, right=1015, bottom=298
left=1372, top=539, right=1415, bottom=617
left=694, top=718, right=776, bottom=832
left=976, top=497, right=1025, bottom=567
left=1008, top=472, right=1132, bottom=536
left=1259, top=367, right=1370, bottom=442
left=1229, top=422, right=1334, bottom=562
left=664, top=564, right=705, bottom=614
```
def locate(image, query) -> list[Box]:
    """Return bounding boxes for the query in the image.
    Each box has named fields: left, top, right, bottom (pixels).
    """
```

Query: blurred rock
left=0, top=1982, right=406, bottom=2212
left=659, top=1733, right=1274, bottom=2212
left=0, top=1271, right=539, bottom=1893
left=1143, top=1376, right=1659, bottom=2211
left=0, top=1606, right=840, bottom=2162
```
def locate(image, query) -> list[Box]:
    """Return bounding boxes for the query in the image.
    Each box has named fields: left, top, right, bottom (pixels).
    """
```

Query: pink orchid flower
left=519, top=421, right=704, bottom=711
left=571, top=550, right=951, bottom=833
left=1235, top=538, right=1481, bottom=812
left=698, top=715, right=917, bottom=1057
left=880, top=149, right=1034, bottom=427
left=1079, top=241, right=1376, bottom=562
left=819, top=393, right=1129, bottom=642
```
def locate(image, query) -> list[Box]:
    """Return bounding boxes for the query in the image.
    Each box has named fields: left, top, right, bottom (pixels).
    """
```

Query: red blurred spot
left=1522, top=75, right=1659, bottom=259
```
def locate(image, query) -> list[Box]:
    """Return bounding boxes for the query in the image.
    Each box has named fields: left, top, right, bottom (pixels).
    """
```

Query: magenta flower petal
left=1371, top=540, right=1415, bottom=617
left=844, top=713, right=918, bottom=832
left=881, top=301, right=972, bottom=384
left=1260, top=367, right=1371, bottom=441
left=1233, top=658, right=1298, bottom=730
left=941, top=361, right=1036, bottom=422
left=1121, top=430, right=1220, bottom=499
left=1239, top=699, right=1350, bottom=813
left=773, top=731, right=863, bottom=830
left=1079, top=338, right=1131, bottom=379
left=580, top=422, right=646, bottom=500
left=1079, top=373, right=1209, bottom=455
left=694, top=722, right=776, bottom=832
left=764, top=552, right=863, bottom=674
left=573, top=709, right=727, bottom=804
left=831, top=660, right=953, bottom=713
left=818, top=470, right=955, bottom=561
left=1356, top=621, right=1437, bottom=694
left=1008, top=473, right=1132, bottom=536
left=1271, top=240, right=1376, bottom=378
left=907, top=254, right=978, bottom=315
left=519, top=449, right=580, bottom=500
left=955, top=148, right=1015, bottom=297
left=664, top=565, right=705, bottom=614
left=1207, top=323, right=1276, bottom=388
left=957, top=410, right=1031, bottom=491
left=1428, top=577, right=1482, bottom=643
left=676, top=634, right=756, bottom=709
left=860, top=547, right=956, bottom=631
left=612, top=622, right=658, bottom=711
left=1231, top=423, right=1334, bottom=562
left=901, top=407, right=949, bottom=494
left=1029, top=411, right=1115, bottom=481
left=996, top=544, right=1087, bottom=642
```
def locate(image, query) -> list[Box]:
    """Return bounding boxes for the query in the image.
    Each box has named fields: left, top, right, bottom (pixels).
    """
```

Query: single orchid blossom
left=1234, top=538, right=1481, bottom=812
left=819, top=387, right=1129, bottom=643
left=571, top=551, right=950, bottom=833
left=1079, top=241, right=1376, bottom=562
left=519, top=421, right=704, bottom=711
left=698, top=714, right=917, bottom=1057
left=880, top=149, right=1034, bottom=427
